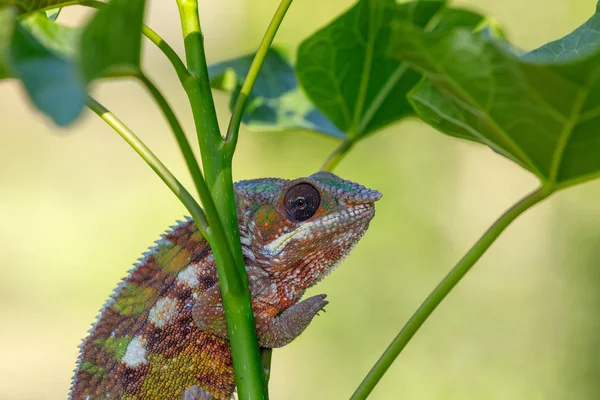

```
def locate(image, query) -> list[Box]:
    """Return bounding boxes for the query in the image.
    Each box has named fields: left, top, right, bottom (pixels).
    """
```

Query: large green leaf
left=0, top=0, right=146, bottom=125
left=209, top=47, right=344, bottom=138
left=9, top=19, right=85, bottom=125
left=390, top=2, right=600, bottom=189
left=80, top=0, right=146, bottom=81
left=295, top=0, right=486, bottom=139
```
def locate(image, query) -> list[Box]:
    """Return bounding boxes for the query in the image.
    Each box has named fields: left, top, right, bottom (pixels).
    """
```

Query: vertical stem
left=350, top=187, right=552, bottom=400
left=176, top=0, right=246, bottom=276
left=261, top=348, right=273, bottom=384
left=175, top=1, right=266, bottom=399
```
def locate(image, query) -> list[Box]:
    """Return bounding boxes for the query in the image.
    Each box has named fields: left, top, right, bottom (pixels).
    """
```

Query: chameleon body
left=70, top=171, right=381, bottom=400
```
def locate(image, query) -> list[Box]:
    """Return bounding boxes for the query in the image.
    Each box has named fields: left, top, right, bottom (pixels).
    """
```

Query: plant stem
left=135, top=72, right=205, bottom=199
left=175, top=0, right=223, bottom=157
left=141, top=25, right=189, bottom=84
left=350, top=187, right=552, bottom=400
left=261, top=348, right=273, bottom=384
left=176, top=2, right=267, bottom=399
left=86, top=96, right=208, bottom=231
left=321, top=139, right=355, bottom=172
left=224, top=0, right=295, bottom=153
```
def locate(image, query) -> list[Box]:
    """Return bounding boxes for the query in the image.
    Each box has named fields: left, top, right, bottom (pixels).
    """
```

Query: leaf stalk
left=350, top=186, right=552, bottom=399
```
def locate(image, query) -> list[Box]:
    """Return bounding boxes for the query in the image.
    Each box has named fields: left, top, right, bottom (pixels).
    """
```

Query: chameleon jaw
left=260, top=203, right=375, bottom=258
left=261, top=220, right=316, bottom=256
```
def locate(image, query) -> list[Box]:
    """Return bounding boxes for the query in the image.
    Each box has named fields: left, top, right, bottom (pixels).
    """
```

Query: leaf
left=0, top=0, right=146, bottom=126
left=208, top=47, right=345, bottom=138
left=9, top=21, right=85, bottom=125
left=80, top=0, right=146, bottom=81
left=390, top=1, right=600, bottom=188
left=295, top=0, right=486, bottom=139
left=0, top=0, right=74, bottom=13
left=0, top=7, right=15, bottom=79
left=20, top=11, right=79, bottom=57
left=46, top=7, right=61, bottom=21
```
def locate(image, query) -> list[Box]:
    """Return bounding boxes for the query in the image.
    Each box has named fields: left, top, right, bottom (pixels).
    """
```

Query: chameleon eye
left=284, top=183, right=320, bottom=222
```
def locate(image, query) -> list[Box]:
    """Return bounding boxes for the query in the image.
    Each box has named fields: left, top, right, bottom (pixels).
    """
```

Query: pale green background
left=1, top=0, right=599, bottom=399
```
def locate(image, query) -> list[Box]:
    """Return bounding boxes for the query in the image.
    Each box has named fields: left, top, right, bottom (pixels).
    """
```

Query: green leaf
left=209, top=47, right=344, bottom=138
left=80, top=0, right=146, bottom=81
left=9, top=21, right=85, bottom=125
left=45, top=7, right=61, bottom=21
left=0, top=0, right=78, bottom=13
left=20, top=11, right=78, bottom=56
left=0, top=7, right=15, bottom=79
left=390, top=1, right=600, bottom=188
left=296, top=0, right=487, bottom=139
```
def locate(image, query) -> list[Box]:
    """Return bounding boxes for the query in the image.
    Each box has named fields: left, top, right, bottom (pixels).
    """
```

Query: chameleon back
left=70, top=219, right=235, bottom=400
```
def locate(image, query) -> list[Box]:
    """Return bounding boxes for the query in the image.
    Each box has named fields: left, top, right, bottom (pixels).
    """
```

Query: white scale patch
left=121, top=336, right=148, bottom=367
left=263, top=220, right=316, bottom=255
left=177, top=264, right=199, bottom=287
left=148, top=297, right=180, bottom=327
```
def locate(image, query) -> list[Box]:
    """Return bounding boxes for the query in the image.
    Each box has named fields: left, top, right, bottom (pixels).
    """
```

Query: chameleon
left=69, top=171, right=381, bottom=400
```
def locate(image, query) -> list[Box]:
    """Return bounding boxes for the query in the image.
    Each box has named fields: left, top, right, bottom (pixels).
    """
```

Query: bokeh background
left=1, top=0, right=599, bottom=398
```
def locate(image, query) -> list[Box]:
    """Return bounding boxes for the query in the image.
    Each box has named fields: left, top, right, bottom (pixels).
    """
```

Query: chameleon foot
left=257, top=294, right=328, bottom=348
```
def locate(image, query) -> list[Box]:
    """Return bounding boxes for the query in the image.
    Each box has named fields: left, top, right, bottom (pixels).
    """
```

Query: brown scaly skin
left=70, top=171, right=381, bottom=400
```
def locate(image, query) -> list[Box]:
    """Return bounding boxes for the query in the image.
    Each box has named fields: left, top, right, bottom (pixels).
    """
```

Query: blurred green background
left=1, top=0, right=599, bottom=398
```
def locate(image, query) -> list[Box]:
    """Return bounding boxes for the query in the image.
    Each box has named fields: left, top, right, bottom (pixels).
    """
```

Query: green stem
left=176, top=2, right=267, bottom=399
left=135, top=72, right=205, bottom=199
left=321, top=139, right=355, bottom=172
left=176, top=0, right=223, bottom=156
left=141, top=25, right=189, bottom=84
left=175, top=0, right=241, bottom=269
left=86, top=96, right=208, bottom=231
left=350, top=187, right=552, bottom=400
left=261, top=348, right=273, bottom=384
left=224, top=0, right=295, bottom=153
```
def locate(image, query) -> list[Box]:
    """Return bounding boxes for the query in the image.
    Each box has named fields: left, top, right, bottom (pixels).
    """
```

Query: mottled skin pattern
left=70, top=172, right=381, bottom=400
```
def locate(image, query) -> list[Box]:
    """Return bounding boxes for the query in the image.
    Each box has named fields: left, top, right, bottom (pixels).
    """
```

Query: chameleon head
left=235, top=171, right=381, bottom=291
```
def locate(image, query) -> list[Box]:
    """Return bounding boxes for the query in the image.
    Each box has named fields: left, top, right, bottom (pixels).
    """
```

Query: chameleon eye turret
left=70, top=172, right=380, bottom=400
left=284, top=182, right=320, bottom=222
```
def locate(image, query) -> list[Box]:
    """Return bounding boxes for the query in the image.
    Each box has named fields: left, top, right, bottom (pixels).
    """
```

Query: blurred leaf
left=9, top=22, right=85, bottom=125
left=0, top=0, right=78, bottom=13
left=46, top=7, right=61, bottom=21
left=296, top=0, right=486, bottom=139
left=391, top=2, right=600, bottom=188
left=80, top=0, right=145, bottom=81
left=524, top=2, right=600, bottom=63
left=430, top=7, right=487, bottom=34
left=21, top=12, right=78, bottom=57
left=209, top=47, right=344, bottom=138
left=0, top=0, right=146, bottom=126
left=0, top=7, right=15, bottom=79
